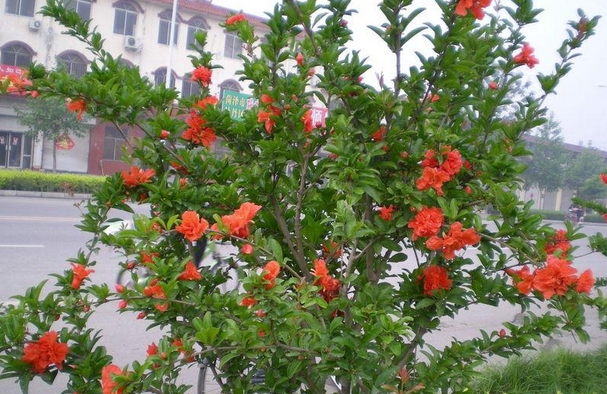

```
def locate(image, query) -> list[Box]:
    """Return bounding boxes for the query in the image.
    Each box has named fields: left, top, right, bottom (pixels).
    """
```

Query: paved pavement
left=1, top=196, right=607, bottom=393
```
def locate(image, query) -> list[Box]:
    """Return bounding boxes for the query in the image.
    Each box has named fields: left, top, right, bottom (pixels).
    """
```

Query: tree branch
left=270, top=196, right=311, bottom=279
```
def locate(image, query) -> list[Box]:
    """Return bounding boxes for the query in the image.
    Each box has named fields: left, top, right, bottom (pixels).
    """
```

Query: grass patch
left=472, top=345, right=607, bottom=394
left=0, top=169, right=106, bottom=194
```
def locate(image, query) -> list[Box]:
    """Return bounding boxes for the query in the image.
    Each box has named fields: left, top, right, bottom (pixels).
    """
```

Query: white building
left=0, top=0, right=271, bottom=175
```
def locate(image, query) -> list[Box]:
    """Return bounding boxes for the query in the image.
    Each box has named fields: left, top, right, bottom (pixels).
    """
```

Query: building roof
left=151, top=0, right=270, bottom=29
left=523, top=134, right=607, bottom=160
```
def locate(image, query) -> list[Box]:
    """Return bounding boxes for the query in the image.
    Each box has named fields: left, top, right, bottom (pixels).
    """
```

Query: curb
left=543, top=218, right=607, bottom=227
left=0, top=190, right=92, bottom=200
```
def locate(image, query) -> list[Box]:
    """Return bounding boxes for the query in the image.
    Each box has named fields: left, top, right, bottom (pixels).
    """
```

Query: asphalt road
left=1, top=196, right=607, bottom=393
left=0, top=197, right=200, bottom=393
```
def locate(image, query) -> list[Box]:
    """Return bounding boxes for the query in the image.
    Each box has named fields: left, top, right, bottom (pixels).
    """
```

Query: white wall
left=0, top=0, right=273, bottom=96
left=41, top=133, right=89, bottom=173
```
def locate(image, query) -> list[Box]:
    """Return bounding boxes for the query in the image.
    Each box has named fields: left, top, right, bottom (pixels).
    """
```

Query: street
left=1, top=196, right=607, bottom=393
left=0, top=197, right=200, bottom=393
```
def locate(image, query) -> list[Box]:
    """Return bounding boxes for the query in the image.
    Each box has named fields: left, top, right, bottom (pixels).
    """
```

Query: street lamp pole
left=166, top=0, right=179, bottom=88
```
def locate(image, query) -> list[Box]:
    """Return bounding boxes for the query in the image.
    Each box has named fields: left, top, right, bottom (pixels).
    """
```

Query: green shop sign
left=221, top=91, right=258, bottom=120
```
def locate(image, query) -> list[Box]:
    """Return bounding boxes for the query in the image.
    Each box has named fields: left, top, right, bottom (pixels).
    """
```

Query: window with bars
left=186, top=18, right=208, bottom=50
left=158, top=10, right=179, bottom=45
left=65, top=0, right=90, bottom=20
left=103, top=126, right=126, bottom=161
left=1, top=43, right=33, bottom=67
left=224, top=33, right=242, bottom=59
left=154, top=68, right=176, bottom=88
left=113, top=2, right=137, bottom=36
left=5, top=0, right=35, bottom=16
left=181, top=75, right=201, bottom=99
left=57, top=52, right=87, bottom=78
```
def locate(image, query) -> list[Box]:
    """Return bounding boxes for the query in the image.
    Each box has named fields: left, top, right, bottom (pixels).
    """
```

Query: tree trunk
left=52, top=141, right=57, bottom=173
left=539, top=188, right=546, bottom=210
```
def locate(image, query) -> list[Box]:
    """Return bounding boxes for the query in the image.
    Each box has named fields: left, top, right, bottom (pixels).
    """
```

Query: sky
left=213, top=0, right=607, bottom=150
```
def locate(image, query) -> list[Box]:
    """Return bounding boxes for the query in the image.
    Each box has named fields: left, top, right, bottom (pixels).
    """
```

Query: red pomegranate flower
left=262, top=260, right=280, bottom=289
left=219, top=202, right=262, bottom=238
left=191, top=66, right=212, bottom=86
left=455, top=0, right=492, bottom=20
left=226, top=13, right=246, bottom=25
left=513, top=43, right=539, bottom=69
left=102, top=364, right=124, bottom=394
left=71, top=263, right=94, bottom=290
left=416, top=167, right=451, bottom=196
left=175, top=211, right=209, bottom=242
left=379, top=205, right=396, bottom=221
left=22, top=331, right=70, bottom=374
left=408, top=206, right=444, bottom=240
left=121, top=166, right=155, bottom=188
left=66, top=98, right=87, bottom=120
left=418, top=265, right=452, bottom=296
left=178, top=261, right=202, bottom=281
left=533, top=255, right=578, bottom=299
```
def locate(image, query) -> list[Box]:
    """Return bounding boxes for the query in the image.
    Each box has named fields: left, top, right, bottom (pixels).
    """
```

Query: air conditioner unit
left=29, top=19, right=42, bottom=31
left=124, top=36, right=142, bottom=52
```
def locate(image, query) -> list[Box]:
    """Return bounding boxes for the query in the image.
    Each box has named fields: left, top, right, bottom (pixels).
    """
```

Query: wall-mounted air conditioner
left=29, top=19, right=42, bottom=31
left=124, top=36, right=143, bottom=52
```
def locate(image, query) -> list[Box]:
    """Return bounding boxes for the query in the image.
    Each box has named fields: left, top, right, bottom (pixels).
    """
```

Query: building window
left=219, top=79, right=241, bottom=100
left=119, top=58, right=134, bottom=68
left=5, top=0, right=35, bottom=17
left=113, top=2, right=138, bottom=36
left=153, top=68, right=176, bottom=88
left=181, top=74, right=201, bottom=99
left=186, top=17, right=209, bottom=50
left=103, top=126, right=126, bottom=161
left=57, top=52, right=87, bottom=78
left=224, top=33, right=242, bottom=59
left=65, top=0, right=91, bottom=20
left=0, top=43, right=33, bottom=67
left=158, top=10, right=179, bottom=45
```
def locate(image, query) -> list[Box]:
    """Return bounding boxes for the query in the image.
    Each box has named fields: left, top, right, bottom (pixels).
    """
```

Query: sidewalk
left=0, top=189, right=91, bottom=200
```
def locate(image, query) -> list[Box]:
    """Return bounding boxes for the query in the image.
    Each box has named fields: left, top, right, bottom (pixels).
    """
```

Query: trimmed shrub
left=0, top=169, right=106, bottom=194
left=530, top=209, right=606, bottom=224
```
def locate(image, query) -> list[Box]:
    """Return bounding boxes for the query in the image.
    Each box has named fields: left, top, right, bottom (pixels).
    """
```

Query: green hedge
left=0, top=169, right=106, bottom=194
left=530, top=209, right=605, bottom=224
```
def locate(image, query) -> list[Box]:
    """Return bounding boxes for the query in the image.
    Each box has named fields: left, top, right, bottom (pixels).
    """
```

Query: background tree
left=15, top=96, right=89, bottom=172
left=578, top=176, right=607, bottom=202
left=564, top=147, right=607, bottom=196
left=521, top=115, right=569, bottom=208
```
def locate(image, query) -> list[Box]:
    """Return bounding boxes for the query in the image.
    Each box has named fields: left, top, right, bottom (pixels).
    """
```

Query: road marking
left=0, top=215, right=79, bottom=222
left=0, top=244, right=45, bottom=248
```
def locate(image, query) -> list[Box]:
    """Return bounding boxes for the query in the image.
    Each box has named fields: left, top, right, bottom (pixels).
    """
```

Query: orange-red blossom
left=191, top=66, right=212, bottom=86
left=226, top=13, right=246, bottom=25
left=262, top=260, right=281, bottom=289
left=22, top=331, right=69, bottom=374
left=455, top=0, right=492, bottom=20
left=175, top=211, right=209, bottom=242
left=71, top=263, right=94, bottom=290
left=508, top=255, right=595, bottom=299
left=313, top=259, right=340, bottom=302
left=425, top=222, right=480, bottom=259
left=102, top=364, right=125, bottom=394
left=407, top=206, right=444, bottom=240
left=417, top=265, right=452, bottom=296
left=121, top=166, right=155, bottom=188
left=66, top=98, right=87, bottom=120
left=212, top=202, right=262, bottom=239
